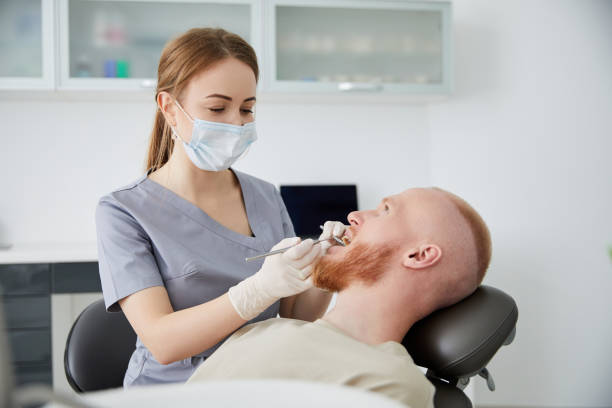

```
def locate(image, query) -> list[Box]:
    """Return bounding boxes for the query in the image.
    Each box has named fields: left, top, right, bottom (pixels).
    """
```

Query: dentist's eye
left=241, top=109, right=254, bottom=114
left=384, top=203, right=390, bottom=212
left=209, top=108, right=224, bottom=112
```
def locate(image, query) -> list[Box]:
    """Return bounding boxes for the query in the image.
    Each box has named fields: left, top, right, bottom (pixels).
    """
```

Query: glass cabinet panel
left=270, top=1, right=451, bottom=93
left=63, top=0, right=254, bottom=88
left=0, top=0, right=43, bottom=78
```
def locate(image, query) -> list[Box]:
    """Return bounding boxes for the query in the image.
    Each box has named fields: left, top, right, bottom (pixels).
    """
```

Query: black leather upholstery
left=64, top=299, right=136, bottom=392
left=402, top=285, right=518, bottom=380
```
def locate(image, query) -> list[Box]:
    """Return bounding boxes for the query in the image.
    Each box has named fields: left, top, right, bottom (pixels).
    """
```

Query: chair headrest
left=402, top=285, right=518, bottom=380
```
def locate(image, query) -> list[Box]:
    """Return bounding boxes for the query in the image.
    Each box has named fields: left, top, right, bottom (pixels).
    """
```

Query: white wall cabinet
left=265, top=0, right=452, bottom=94
left=57, top=0, right=261, bottom=90
left=1, top=0, right=452, bottom=95
left=0, top=0, right=55, bottom=90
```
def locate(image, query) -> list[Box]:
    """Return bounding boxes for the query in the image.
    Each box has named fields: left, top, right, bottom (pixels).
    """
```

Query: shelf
left=0, top=242, right=98, bottom=265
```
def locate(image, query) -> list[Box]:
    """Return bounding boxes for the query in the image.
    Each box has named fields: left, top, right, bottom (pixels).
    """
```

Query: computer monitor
left=280, top=185, right=358, bottom=238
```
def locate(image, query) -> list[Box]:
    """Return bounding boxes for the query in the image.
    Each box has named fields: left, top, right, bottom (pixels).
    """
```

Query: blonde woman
left=95, top=28, right=345, bottom=386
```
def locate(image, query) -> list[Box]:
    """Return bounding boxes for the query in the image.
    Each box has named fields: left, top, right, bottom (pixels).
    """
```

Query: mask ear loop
left=173, top=99, right=195, bottom=123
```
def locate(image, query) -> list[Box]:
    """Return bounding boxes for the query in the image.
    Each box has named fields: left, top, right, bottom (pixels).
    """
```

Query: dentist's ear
left=157, top=91, right=178, bottom=127
left=402, top=244, right=442, bottom=269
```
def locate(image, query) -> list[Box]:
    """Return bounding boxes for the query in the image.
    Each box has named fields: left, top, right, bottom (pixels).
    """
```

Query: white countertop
left=0, top=242, right=98, bottom=264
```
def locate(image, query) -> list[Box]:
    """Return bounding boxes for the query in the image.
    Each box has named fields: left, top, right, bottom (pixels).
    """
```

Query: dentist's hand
left=319, top=221, right=348, bottom=253
left=228, top=237, right=322, bottom=320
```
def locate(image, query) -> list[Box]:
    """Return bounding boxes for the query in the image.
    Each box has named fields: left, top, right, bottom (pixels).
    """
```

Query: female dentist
left=95, top=28, right=345, bottom=387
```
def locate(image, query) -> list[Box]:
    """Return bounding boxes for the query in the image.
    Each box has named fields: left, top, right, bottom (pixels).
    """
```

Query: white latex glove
left=228, top=237, right=322, bottom=320
left=318, top=220, right=348, bottom=254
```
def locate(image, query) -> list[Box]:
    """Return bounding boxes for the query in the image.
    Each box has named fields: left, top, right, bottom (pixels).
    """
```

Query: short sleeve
left=95, top=198, right=163, bottom=312
left=275, top=188, right=296, bottom=238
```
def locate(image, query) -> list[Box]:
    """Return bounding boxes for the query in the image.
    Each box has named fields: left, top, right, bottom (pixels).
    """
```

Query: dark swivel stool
left=64, top=299, right=136, bottom=392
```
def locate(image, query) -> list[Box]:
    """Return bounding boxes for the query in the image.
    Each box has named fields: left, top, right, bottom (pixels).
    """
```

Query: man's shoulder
left=231, top=318, right=310, bottom=339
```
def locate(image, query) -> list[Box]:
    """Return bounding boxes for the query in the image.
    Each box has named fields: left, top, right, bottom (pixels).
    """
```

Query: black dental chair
left=402, top=285, right=518, bottom=407
left=65, top=285, right=517, bottom=407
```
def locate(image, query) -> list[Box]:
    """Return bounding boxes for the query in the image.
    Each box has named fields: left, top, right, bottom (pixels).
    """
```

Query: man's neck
left=322, top=283, right=421, bottom=345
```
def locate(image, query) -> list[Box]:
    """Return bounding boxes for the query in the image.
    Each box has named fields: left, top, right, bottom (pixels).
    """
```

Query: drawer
left=0, top=264, right=51, bottom=295
left=2, top=296, right=50, bottom=329
left=52, top=262, right=101, bottom=294
left=13, top=363, right=52, bottom=386
left=7, top=329, right=51, bottom=364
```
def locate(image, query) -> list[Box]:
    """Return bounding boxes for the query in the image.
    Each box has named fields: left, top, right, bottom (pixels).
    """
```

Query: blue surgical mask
left=171, top=100, right=257, bottom=171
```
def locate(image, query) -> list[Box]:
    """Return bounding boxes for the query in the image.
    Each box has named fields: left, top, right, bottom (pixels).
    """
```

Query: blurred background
left=0, top=0, right=611, bottom=406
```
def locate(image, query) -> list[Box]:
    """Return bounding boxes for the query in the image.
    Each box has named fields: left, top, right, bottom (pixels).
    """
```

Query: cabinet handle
left=140, top=79, right=157, bottom=89
left=338, top=82, right=383, bottom=92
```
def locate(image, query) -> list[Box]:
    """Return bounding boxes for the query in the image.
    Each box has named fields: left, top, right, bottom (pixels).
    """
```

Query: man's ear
left=402, top=244, right=442, bottom=269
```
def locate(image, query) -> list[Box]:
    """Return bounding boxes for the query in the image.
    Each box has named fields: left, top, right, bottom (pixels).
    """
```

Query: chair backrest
left=64, top=298, right=137, bottom=392
left=402, top=285, right=518, bottom=382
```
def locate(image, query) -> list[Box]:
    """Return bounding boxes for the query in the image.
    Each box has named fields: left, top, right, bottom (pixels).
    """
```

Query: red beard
left=312, top=241, right=398, bottom=292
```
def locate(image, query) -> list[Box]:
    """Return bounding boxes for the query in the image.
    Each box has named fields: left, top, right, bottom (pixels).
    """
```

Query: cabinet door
left=58, top=0, right=260, bottom=90
left=266, top=0, right=451, bottom=94
left=0, top=0, right=55, bottom=89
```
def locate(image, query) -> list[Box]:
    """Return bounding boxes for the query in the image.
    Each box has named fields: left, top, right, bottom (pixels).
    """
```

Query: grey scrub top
left=95, top=169, right=295, bottom=387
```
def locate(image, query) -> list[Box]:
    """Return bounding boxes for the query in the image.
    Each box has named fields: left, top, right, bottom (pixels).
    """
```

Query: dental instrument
left=319, top=224, right=347, bottom=247
left=244, top=225, right=346, bottom=262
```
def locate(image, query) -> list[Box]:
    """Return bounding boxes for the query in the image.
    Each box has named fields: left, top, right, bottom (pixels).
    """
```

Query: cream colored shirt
left=188, top=318, right=434, bottom=408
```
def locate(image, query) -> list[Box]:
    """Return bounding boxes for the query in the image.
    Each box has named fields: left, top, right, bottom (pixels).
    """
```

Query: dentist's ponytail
left=145, top=27, right=259, bottom=172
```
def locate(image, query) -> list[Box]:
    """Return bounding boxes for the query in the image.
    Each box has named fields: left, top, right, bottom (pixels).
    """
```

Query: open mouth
left=341, top=229, right=353, bottom=246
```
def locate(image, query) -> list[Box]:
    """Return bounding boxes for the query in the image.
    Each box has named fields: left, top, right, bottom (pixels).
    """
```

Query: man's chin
left=313, top=241, right=398, bottom=292
left=325, top=244, right=345, bottom=256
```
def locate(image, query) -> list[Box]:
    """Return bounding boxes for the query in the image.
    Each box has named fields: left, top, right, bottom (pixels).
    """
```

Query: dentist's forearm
left=120, top=288, right=246, bottom=365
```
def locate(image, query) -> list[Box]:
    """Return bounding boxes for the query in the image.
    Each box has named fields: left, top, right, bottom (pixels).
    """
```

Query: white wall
left=0, top=98, right=430, bottom=244
left=428, top=0, right=612, bottom=406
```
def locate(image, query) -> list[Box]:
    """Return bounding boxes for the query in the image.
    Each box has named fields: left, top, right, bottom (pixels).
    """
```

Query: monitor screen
left=280, top=185, right=358, bottom=238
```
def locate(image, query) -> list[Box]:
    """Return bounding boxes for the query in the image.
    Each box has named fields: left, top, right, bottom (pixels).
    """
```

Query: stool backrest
left=64, top=299, right=137, bottom=392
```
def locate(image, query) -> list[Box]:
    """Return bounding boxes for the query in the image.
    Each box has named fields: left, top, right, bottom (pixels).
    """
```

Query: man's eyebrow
left=205, top=94, right=256, bottom=103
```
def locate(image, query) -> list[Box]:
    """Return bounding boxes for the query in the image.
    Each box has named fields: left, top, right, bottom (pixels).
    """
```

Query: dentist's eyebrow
left=205, top=94, right=256, bottom=102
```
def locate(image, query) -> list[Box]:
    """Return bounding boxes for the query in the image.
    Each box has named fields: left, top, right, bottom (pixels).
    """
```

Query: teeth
left=342, top=236, right=351, bottom=246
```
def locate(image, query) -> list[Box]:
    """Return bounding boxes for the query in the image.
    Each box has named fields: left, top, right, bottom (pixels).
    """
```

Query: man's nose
left=347, top=211, right=362, bottom=228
